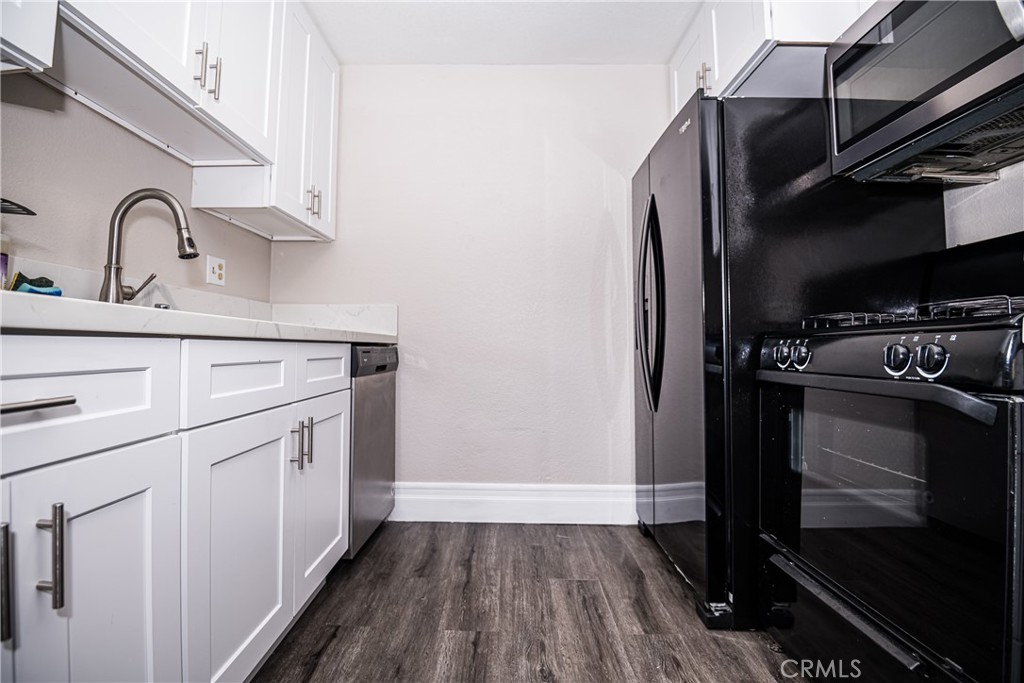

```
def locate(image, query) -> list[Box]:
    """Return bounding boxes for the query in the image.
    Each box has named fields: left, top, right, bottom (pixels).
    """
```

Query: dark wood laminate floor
left=254, top=523, right=795, bottom=683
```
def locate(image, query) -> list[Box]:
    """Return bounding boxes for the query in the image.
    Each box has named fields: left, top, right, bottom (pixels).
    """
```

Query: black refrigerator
left=632, top=45, right=947, bottom=629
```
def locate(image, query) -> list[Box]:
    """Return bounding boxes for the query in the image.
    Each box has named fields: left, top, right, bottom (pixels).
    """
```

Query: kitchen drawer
left=0, top=335, right=180, bottom=475
left=181, top=340, right=296, bottom=428
left=296, top=342, right=350, bottom=400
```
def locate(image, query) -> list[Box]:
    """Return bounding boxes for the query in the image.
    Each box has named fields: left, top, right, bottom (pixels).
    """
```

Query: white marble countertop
left=0, top=291, right=398, bottom=344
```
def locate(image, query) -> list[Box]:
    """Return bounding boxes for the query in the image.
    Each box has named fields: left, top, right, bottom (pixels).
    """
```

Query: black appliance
left=827, top=0, right=1024, bottom=183
left=758, top=296, right=1024, bottom=682
left=632, top=44, right=946, bottom=629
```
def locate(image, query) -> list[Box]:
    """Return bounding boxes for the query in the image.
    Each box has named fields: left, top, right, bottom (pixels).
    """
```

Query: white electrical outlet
left=206, top=255, right=226, bottom=287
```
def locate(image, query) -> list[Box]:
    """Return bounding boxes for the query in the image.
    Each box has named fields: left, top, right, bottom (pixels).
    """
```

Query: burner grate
left=801, top=295, right=1024, bottom=330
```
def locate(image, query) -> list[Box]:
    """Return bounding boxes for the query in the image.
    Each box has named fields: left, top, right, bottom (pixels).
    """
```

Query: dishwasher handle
left=352, top=345, right=399, bottom=377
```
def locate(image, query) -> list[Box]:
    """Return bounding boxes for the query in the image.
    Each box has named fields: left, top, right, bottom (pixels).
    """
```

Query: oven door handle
left=756, top=370, right=998, bottom=426
left=768, top=554, right=924, bottom=672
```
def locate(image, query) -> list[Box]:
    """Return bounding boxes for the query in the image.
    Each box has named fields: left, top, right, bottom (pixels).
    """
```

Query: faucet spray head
left=177, top=226, right=200, bottom=260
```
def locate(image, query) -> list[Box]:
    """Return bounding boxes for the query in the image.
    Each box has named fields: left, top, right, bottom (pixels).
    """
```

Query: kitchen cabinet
left=291, top=391, right=350, bottom=610
left=191, top=1, right=340, bottom=241
left=182, top=391, right=350, bottom=681
left=0, top=0, right=58, bottom=72
left=47, top=0, right=282, bottom=163
left=5, top=437, right=182, bottom=682
left=670, top=0, right=867, bottom=110
left=0, top=331, right=355, bottom=683
left=0, top=335, right=180, bottom=476
left=182, top=405, right=296, bottom=683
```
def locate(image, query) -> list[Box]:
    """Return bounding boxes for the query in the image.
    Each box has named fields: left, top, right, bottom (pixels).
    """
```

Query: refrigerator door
left=648, top=93, right=715, bottom=609
left=633, top=157, right=654, bottom=530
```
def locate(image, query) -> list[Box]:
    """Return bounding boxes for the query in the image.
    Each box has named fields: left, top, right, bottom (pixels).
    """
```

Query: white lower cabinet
left=291, top=391, right=350, bottom=610
left=183, top=389, right=350, bottom=682
left=5, top=436, right=183, bottom=682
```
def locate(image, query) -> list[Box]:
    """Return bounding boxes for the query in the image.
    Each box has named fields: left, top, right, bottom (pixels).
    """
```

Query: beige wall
left=0, top=75, right=271, bottom=301
left=271, top=65, right=669, bottom=486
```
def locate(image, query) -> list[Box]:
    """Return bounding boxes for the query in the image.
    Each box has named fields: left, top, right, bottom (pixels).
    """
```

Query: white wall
left=0, top=75, right=272, bottom=301
left=271, top=65, right=669, bottom=487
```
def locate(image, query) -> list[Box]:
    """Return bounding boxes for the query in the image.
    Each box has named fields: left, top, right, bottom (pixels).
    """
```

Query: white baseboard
left=391, top=482, right=637, bottom=525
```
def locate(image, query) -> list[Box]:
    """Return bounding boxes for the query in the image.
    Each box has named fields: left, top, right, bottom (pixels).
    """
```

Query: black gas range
left=756, top=296, right=1023, bottom=683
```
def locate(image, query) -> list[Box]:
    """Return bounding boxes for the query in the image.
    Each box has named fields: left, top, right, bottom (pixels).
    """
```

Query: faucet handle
left=122, top=272, right=157, bottom=302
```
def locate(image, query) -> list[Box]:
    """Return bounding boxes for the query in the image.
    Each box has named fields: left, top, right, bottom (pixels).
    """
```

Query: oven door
left=759, top=370, right=1021, bottom=683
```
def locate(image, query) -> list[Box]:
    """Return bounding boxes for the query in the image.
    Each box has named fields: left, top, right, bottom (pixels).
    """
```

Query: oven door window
left=832, top=0, right=1021, bottom=153
left=761, top=386, right=1016, bottom=683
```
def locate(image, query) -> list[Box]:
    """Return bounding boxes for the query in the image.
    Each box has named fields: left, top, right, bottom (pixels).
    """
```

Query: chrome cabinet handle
left=194, top=42, right=209, bottom=89
left=208, top=57, right=222, bottom=101
left=306, top=416, right=314, bottom=463
left=699, top=61, right=712, bottom=93
left=306, top=186, right=315, bottom=212
left=35, top=503, right=65, bottom=610
left=313, top=190, right=322, bottom=219
left=1, top=396, right=77, bottom=415
left=1, top=523, right=11, bottom=641
left=290, top=420, right=306, bottom=470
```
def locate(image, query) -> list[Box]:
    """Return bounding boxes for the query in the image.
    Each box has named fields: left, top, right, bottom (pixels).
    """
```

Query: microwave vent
left=852, top=85, right=1024, bottom=184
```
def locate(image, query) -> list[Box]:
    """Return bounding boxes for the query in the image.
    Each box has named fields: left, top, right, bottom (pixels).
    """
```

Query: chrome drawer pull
left=1, top=396, right=77, bottom=415
left=306, top=416, right=314, bottom=464
left=1, top=523, right=11, bottom=640
left=35, top=503, right=65, bottom=610
left=290, top=420, right=306, bottom=470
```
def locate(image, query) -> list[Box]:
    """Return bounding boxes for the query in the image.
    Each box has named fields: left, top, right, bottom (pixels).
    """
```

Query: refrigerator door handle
left=636, top=193, right=656, bottom=412
left=648, top=195, right=666, bottom=409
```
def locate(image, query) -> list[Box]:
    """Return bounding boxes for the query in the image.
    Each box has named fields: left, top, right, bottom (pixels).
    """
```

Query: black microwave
left=826, top=0, right=1024, bottom=183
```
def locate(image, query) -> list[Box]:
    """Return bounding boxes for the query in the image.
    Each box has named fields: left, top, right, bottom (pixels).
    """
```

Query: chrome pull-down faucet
left=98, top=188, right=199, bottom=304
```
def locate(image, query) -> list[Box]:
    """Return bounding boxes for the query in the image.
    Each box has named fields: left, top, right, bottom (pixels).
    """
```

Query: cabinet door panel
left=292, top=392, right=349, bottom=609
left=1, top=0, right=58, bottom=71
left=10, top=436, right=182, bottom=683
left=202, top=0, right=281, bottom=160
left=707, top=0, right=766, bottom=95
left=307, top=33, right=339, bottom=240
left=66, top=0, right=206, bottom=100
left=183, top=405, right=294, bottom=683
left=271, top=1, right=314, bottom=223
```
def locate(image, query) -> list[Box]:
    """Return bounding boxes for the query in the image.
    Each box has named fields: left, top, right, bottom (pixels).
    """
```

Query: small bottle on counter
left=0, top=234, right=10, bottom=290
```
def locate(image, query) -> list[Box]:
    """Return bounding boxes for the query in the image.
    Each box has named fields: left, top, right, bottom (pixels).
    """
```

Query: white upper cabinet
left=199, top=0, right=283, bottom=161
left=49, top=0, right=281, bottom=163
left=191, top=1, right=340, bottom=241
left=1, top=0, right=58, bottom=72
left=671, top=0, right=867, bottom=110
left=305, top=32, right=339, bottom=239
left=66, top=0, right=208, bottom=99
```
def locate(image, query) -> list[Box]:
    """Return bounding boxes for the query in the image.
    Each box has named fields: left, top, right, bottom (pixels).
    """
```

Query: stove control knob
left=916, top=343, right=947, bottom=375
left=883, top=344, right=911, bottom=375
left=773, top=344, right=792, bottom=368
left=792, top=345, right=811, bottom=369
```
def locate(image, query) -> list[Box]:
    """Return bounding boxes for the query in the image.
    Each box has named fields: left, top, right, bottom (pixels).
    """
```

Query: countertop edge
left=0, top=291, right=399, bottom=345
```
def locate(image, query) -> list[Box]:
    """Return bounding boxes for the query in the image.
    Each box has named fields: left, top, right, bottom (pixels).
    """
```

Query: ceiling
left=305, top=1, right=701, bottom=65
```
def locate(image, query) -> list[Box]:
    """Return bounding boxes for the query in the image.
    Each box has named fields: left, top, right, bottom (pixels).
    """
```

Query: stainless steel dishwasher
left=345, top=344, right=398, bottom=558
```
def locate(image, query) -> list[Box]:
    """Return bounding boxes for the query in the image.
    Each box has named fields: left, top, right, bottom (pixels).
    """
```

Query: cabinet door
left=291, top=391, right=350, bottom=610
left=66, top=0, right=207, bottom=100
left=271, top=0, right=315, bottom=223
left=1, top=0, right=58, bottom=71
left=706, top=0, right=767, bottom=96
left=307, top=31, right=339, bottom=240
left=201, top=0, right=282, bottom=161
left=670, top=19, right=704, bottom=113
left=183, top=405, right=295, bottom=683
left=9, top=436, right=182, bottom=683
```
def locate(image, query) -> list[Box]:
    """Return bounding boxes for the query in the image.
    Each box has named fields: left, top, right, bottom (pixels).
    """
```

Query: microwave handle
left=756, top=370, right=998, bottom=426
left=768, top=554, right=923, bottom=673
